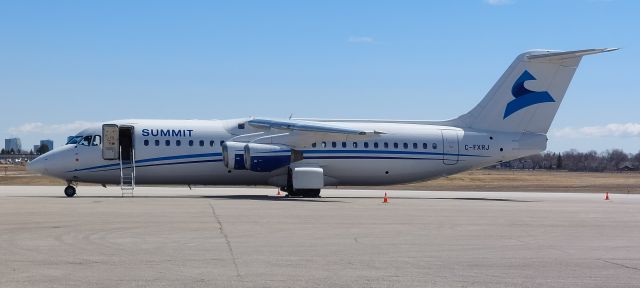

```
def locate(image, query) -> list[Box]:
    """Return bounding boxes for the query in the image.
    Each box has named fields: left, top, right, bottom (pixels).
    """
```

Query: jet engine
left=243, top=143, right=292, bottom=172
left=222, top=142, right=246, bottom=170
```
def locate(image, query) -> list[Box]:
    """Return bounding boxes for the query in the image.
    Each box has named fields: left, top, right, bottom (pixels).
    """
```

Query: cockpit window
left=92, top=135, right=101, bottom=146
left=79, top=135, right=92, bottom=146
left=66, top=136, right=83, bottom=145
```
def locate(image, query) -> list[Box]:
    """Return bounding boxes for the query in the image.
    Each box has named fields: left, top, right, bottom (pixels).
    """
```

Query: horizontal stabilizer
left=526, top=48, right=618, bottom=61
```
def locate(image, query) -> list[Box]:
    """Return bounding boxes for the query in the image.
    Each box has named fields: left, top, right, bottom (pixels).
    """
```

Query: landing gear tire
left=64, top=186, right=76, bottom=197
left=289, top=189, right=321, bottom=198
left=304, top=189, right=321, bottom=198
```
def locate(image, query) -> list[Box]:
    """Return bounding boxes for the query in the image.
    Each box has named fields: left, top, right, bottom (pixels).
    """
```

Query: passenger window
left=189, top=140, right=194, bottom=146
left=374, top=142, right=379, bottom=149
left=342, top=142, right=347, bottom=148
left=210, top=140, right=215, bottom=147
left=413, top=143, right=418, bottom=149
left=312, top=142, right=316, bottom=148
left=423, top=143, right=428, bottom=149
left=364, top=142, right=369, bottom=148
left=384, top=142, right=389, bottom=149
left=144, top=140, right=149, bottom=146
left=332, top=142, right=337, bottom=148
left=92, top=135, right=101, bottom=146
left=155, top=140, right=160, bottom=146
left=220, top=140, right=225, bottom=146
left=432, top=143, right=438, bottom=149
left=165, top=140, right=170, bottom=146
left=403, top=143, right=408, bottom=149
left=352, top=142, right=357, bottom=148
left=176, top=140, right=181, bottom=146
left=322, top=142, right=327, bottom=148
left=80, top=135, right=92, bottom=146
left=394, top=143, right=399, bottom=149
left=199, top=140, right=205, bottom=147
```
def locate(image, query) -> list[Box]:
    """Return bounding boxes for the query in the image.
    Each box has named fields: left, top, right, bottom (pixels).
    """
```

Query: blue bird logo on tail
left=503, top=70, right=555, bottom=119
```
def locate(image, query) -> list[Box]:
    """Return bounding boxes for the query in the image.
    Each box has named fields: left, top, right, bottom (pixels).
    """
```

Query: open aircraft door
left=441, top=129, right=459, bottom=165
left=102, top=124, right=119, bottom=160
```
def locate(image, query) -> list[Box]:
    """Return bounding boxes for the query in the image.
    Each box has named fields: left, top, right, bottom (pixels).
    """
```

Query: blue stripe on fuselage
left=301, top=149, right=488, bottom=158
left=68, top=150, right=487, bottom=173
left=88, top=159, right=223, bottom=173
left=67, top=152, right=222, bottom=173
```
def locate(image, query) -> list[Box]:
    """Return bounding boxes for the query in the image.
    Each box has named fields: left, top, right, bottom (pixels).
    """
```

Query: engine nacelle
left=222, top=142, right=246, bottom=170
left=244, top=143, right=292, bottom=172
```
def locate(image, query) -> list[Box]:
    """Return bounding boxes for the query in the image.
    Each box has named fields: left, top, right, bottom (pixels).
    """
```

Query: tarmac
left=1, top=186, right=639, bottom=288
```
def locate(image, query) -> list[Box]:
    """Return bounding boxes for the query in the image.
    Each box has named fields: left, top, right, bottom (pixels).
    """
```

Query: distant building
left=5, top=138, right=22, bottom=153
left=33, top=145, right=40, bottom=153
left=40, top=139, right=54, bottom=152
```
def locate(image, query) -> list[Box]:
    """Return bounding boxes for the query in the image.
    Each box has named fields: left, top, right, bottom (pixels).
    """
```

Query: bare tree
left=36, top=144, right=50, bottom=155
left=503, top=149, right=638, bottom=172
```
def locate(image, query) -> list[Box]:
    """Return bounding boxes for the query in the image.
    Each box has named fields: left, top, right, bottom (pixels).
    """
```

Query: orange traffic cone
left=383, top=192, right=389, bottom=203
left=605, top=192, right=609, bottom=200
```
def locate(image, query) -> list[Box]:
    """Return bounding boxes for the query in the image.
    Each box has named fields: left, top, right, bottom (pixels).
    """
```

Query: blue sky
left=1, top=0, right=638, bottom=153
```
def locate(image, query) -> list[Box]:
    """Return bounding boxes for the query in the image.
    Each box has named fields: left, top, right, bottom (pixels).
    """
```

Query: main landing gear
left=281, top=168, right=322, bottom=198
left=292, top=189, right=321, bottom=198
left=280, top=187, right=321, bottom=198
left=64, top=181, right=77, bottom=197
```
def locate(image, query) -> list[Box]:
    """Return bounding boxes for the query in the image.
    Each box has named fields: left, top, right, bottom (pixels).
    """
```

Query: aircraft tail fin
left=449, top=48, right=617, bottom=134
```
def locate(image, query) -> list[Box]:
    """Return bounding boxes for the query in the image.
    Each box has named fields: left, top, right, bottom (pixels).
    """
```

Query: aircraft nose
left=27, top=147, right=76, bottom=179
left=27, top=157, right=45, bottom=174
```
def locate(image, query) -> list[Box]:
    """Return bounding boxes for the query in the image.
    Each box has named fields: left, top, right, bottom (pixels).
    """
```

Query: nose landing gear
left=64, top=181, right=77, bottom=197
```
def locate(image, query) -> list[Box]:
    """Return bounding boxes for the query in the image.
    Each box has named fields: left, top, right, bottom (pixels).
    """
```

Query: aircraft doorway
left=119, top=126, right=134, bottom=161
left=102, top=124, right=136, bottom=194
left=441, top=129, right=459, bottom=165
left=101, top=124, right=135, bottom=161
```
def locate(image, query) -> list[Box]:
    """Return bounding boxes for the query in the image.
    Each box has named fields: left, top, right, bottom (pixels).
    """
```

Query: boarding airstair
left=120, top=147, right=136, bottom=197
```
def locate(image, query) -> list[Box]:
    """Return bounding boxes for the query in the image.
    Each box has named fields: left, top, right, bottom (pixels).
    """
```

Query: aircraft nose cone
left=27, top=157, right=46, bottom=174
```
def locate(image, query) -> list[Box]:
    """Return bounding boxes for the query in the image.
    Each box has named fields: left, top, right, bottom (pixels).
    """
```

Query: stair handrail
left=119, top=146, right=124, bottom=187
left=131, top=148, right=136, bottom=189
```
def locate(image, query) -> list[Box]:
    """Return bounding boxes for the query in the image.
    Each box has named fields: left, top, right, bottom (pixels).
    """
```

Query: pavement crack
left=208, top=201, right=241, bottom=277
left=599, top=259, right=640, bottom=272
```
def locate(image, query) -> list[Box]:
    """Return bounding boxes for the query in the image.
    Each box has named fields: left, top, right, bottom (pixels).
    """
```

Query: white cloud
left=485, top=0, right=512, bottom=5
left=551, top=123, right=640, bottom=138
left=347, top=36, right=374, bottom=44
left=8, top=121, right=99, bottom=135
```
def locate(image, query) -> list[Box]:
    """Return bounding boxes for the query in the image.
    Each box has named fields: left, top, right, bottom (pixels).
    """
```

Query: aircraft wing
left=247, top=118, right=384, bottom=135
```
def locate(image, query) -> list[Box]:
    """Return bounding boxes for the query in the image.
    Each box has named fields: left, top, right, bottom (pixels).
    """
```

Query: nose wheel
left=64, top=185, right=76, bottom=197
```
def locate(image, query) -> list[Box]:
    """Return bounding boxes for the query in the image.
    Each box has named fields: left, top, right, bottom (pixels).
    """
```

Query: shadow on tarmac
left=10, top=194, right=347, bottom=203
left=12, top=194, right=534, bottom=202
left=322, top=196, right=534, bottom=202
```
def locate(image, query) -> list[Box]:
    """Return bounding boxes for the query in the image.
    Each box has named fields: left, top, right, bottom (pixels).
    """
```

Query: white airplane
left=28, top=48, right=616, bottom=197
